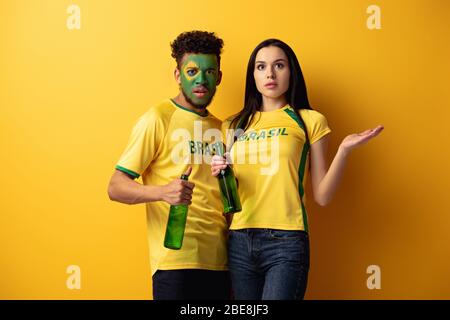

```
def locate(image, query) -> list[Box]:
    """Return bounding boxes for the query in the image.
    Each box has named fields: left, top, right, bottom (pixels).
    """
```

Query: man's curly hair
left=171, top=31, right=224, bottom=69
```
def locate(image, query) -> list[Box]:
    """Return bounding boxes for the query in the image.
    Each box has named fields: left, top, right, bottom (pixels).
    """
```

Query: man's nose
left=195, top=71, right=207, bottom=85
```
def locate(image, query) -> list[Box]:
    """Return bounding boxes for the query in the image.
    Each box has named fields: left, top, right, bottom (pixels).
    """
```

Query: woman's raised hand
left=340, top=125, right=384, bottom=154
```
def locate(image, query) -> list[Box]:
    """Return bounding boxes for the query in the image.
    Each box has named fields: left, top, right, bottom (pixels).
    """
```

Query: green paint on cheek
left=180, top=54, right=219, bottom=105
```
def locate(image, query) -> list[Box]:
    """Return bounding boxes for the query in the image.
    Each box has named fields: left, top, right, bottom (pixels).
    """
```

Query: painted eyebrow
left=186, top=67, right=215, bottom=70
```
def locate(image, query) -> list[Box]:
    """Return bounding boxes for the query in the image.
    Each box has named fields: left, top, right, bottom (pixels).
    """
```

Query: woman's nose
left=266, top=68, right=275, bottom=79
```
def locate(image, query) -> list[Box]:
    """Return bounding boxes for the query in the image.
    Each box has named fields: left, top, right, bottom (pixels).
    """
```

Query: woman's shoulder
left=299, top=107, right=326, bottom=116
left=299, top=108, right=328, bottom=123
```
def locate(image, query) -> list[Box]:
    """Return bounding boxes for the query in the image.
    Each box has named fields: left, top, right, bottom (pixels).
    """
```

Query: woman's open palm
left=341, top=125, right=384, bottom=151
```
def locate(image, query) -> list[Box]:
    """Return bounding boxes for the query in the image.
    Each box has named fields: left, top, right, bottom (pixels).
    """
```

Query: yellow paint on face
left=182, top=61, right=200, bottom=81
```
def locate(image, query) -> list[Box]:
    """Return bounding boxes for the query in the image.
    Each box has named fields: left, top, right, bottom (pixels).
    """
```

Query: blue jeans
left=152, top=269, right=231, bottom=300
left=228, top=228, right=310, bottom=300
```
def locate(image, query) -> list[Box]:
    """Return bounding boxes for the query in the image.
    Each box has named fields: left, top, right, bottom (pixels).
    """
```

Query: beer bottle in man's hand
left=164, top=168, right=191, bottom=250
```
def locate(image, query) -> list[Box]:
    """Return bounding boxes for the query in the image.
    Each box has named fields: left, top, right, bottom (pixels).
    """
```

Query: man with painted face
left=107, top=31, right=229, bottom=300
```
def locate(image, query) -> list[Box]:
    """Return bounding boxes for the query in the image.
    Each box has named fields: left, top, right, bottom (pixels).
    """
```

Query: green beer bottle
left=216, top=143, right=241, bottom=214
left=164, top=173, right=189, bottom=250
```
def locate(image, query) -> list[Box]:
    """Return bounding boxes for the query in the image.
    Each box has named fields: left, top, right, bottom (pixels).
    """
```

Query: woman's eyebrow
left=256, top=58, right=287, bottom=64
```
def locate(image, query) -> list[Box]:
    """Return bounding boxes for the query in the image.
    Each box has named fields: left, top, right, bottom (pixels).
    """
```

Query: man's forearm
left=109, top=178, right=164, bottom=205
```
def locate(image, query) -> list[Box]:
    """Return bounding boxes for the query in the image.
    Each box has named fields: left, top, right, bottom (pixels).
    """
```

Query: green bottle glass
left=216, top=143, right=242, bottom=214
left=164, top=174, right=189, bottom=250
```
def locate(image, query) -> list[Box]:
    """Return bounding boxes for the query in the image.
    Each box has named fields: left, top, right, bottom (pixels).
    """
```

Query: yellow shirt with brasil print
left=222, top=104, right=331, bottom=232
left=116, top=99, right=228, bottom=276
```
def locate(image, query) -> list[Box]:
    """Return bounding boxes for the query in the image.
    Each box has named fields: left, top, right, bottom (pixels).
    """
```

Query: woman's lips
left=265, top=83, right=277, bottom=89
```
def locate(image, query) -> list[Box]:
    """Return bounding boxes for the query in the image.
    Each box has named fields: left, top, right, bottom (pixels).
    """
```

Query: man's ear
left=216, top=70, right=222, bottom=86
left=174, top=68, right=181, bottom=85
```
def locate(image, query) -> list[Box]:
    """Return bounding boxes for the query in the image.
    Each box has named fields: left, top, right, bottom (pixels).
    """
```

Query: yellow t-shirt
left=222, top=104, right=331, bottom=232
left=116, top=99, right=228, bottom=276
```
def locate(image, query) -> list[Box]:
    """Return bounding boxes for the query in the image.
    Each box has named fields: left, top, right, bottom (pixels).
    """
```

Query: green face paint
left=180, top=54, right=219, bottom=107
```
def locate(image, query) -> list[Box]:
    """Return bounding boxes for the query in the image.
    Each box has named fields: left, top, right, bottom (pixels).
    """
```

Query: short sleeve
left=308, top=111, right=332, bottom=145
left=115, top=109, right=165, bottom=179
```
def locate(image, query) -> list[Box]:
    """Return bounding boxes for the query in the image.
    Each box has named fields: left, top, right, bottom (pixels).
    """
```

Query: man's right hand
left=161, top=167, right=195, bottom=205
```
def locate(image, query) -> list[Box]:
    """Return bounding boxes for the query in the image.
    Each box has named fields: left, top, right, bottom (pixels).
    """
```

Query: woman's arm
left=310, top=125, right=384, bottom=206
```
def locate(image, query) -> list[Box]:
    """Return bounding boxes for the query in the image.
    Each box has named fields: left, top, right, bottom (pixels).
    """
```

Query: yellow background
left=1, top=0, right=449, bottom=299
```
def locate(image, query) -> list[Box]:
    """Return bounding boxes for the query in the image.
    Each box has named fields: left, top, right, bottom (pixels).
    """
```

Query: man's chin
left=189, top=96, right=213, bottom=109
left=193, top=103, right=208, bottom=110
left=181, top=89, right=214, bottom=109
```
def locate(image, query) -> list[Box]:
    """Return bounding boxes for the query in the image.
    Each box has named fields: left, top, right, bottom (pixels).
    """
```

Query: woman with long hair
left=212, top=39, right=383, bottom=299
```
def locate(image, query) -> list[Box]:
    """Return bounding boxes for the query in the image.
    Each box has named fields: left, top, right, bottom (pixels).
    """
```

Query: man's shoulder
left=206, top=111, right=223, bottom=127
left=141, top=99, right=177, bottom=122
